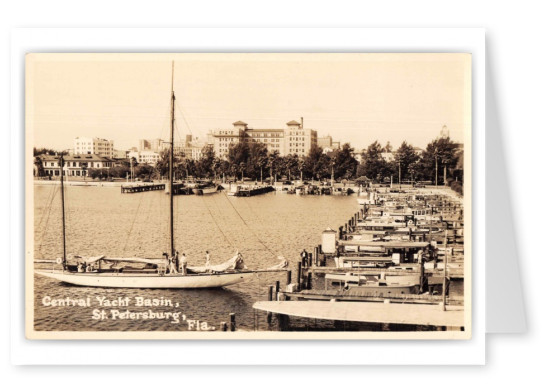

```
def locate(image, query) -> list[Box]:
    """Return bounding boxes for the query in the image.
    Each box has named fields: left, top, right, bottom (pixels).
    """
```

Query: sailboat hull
left=35, top=270, right=254, bottom=289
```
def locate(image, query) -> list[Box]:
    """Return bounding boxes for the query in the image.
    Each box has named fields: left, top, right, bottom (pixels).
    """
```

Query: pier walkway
left=121, top=183, right=165, bottom=193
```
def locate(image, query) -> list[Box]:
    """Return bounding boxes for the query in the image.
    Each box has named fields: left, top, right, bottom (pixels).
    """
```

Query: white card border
left=10, top=27, right=485, bottom=365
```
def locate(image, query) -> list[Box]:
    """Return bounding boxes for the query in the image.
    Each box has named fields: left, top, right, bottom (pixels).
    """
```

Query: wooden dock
left=121, top=183, right=165, bottom=193
left=232, top=185, right=275, bottom=197
left=284, top=289, right=463, bottom=305
left=311, top=266, right=464, bottom=279
left=253, top=300, right=464, bottom=328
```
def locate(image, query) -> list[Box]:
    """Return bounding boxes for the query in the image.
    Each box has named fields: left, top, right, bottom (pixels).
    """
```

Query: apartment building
left=74, top=137, right=114, bottom=158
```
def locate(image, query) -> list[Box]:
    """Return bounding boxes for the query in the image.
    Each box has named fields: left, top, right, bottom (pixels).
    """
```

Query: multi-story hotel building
left=74, top=137, right=114, bottom=158
left=212, top=119, right=318, bottom=159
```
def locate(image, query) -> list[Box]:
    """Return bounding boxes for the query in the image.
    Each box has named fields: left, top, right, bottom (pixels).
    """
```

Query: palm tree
left=239, top=162, right=246, bottom=182
left=34, top=155, right=46, bottom=177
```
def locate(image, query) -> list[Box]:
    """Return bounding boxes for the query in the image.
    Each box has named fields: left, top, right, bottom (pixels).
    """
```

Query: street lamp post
left=442, top=158, right=449, bottom=186
left=398, top=157, right=402, bottom=190
left=434, top=148, right=438, bottom=188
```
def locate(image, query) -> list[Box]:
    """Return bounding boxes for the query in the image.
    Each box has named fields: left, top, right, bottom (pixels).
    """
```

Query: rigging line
left=242, top=197, right=273, bottom=244
left=211, top=194, right=239, bottom=246
left=143, top=191, right=156, bottom=244
left=156, top=100, right=172, bottom=142
left=174, top=120, right=183, bottom=144
left=37, top=185, right=60, bottom=256
left=221, top=191, right=277, bottom=257
left=175, top=101, right=194, bottom=137
left=122, top=191, right=146, bottom=254
left=201, top=196, right=234, bottom=247
left=36, top=183, right=58, bottom=229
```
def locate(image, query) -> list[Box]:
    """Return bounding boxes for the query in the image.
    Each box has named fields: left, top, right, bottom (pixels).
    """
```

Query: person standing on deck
left=300, top=249, right=308, bottom=265
left=174, top=251, right=180, bottom=272
left=180, top=252, right=187, bottom=275
left=169, top=254, right=178, bottom=274
left=205, top=250, right=211, bottom=272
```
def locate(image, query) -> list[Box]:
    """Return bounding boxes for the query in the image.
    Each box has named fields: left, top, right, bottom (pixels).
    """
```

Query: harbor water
left=33, top=184, right=361, bottom=332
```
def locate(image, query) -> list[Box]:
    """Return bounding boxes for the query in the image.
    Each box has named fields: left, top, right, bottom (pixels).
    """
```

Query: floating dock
left=121, top=183, right=165, bottom=193
left=253, top=301, right=464, bottom=328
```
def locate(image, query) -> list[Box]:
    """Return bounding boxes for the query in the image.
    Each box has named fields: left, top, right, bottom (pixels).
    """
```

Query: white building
left=212, top=118, right=318, bottom=159
left=113, top=149, right=129, bottom=159
left=40, top=154, right=114, bottom=177
left=74, top=137, right=114, bottom=158
left=128, top=150, right=161, bottom=165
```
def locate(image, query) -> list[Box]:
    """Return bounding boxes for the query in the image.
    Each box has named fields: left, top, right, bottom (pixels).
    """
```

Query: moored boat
left=191, top=180, right=218, bottom=195
left=35, top=61, right=287, bottom=289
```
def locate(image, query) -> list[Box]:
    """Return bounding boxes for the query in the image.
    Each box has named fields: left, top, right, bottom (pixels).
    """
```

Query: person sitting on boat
left=77, top=262, right=85, bottom=273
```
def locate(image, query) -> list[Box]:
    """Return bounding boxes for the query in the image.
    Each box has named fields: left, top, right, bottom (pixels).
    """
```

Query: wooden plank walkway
left=285, top=290, right=463, bottom=305
left=310, top=266, right=464, bottom=279
left=253, top=301, right=464, bottom=327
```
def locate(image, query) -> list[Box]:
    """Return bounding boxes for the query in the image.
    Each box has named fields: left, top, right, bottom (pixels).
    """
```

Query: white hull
left=193, top=186, right=218, bottom=195
left=35, top=270, right=254, bottom=289
left=357, top=198, right=377, bottom=205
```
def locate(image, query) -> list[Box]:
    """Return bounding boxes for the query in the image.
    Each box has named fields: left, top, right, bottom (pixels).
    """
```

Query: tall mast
left=59, top=155, right=67, bottom=269
left=169, top=61, right=175, bottom=256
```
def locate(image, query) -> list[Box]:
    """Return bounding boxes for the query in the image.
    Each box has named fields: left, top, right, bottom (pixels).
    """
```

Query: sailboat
left=35, top=62, right=286, bottom=289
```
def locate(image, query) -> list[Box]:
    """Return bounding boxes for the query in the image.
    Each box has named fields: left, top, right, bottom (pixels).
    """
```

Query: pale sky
left=27, top=53, right=470, bottom=152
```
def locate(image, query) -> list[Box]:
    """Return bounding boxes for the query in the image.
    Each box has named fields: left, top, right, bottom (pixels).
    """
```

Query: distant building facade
left=139, top=138, right=164, bottom=152
left=74, top=137, right=114, bottom=158
left=318, top=135, right=333, bottom=149
left=158, top=135, right=207, bottom=159
left=40, top=154, right=114, bottom=177
left=128, top=150, right=161, bottom=165
left=113, top=149, right=128, bottom=159
left=212, top=119, right=318, bottom=159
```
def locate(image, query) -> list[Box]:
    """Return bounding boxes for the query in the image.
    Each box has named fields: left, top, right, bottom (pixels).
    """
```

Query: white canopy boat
left=35, top=62, right=286, bottom=289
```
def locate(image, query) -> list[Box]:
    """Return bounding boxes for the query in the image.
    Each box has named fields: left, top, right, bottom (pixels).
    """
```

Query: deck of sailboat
left=36, top=270, right=255, bottom=277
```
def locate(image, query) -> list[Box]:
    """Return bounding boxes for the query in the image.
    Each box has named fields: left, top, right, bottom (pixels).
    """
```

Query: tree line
left=34, top=137, right=464, bottom=187
left=154, top=136, right=462, bottom=186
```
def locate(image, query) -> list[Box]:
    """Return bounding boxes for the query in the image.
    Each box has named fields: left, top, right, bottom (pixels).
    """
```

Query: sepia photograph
left=25, top=53, right=471, bottom=339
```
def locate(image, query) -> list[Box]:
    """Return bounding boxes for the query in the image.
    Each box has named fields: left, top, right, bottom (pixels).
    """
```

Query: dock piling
left=267, top=285, right=274, bottom=324
left=229, top=313, right=236, bottom=332
left=314, top=246, right=319, bottom=266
